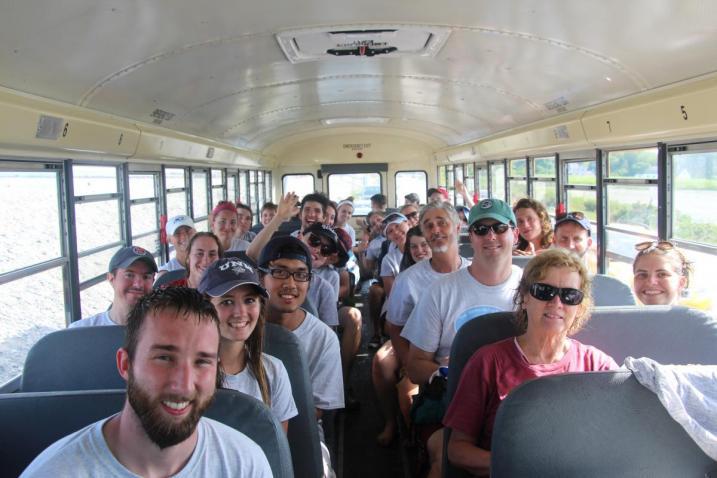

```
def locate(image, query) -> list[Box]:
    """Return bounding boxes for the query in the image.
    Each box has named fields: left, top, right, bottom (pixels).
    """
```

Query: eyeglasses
left=307, top=235, right=338, bottom=256
left=405, top=211, right=418, bottom=220
left=529, top=283, right=584, bottom=306
left=557, top=211, right=585, bottom=220
left=635, top=240, right=676, bottom=252
left=260, top=267, right=311, bottom=282
left=470, top=223, right=512, bottom=236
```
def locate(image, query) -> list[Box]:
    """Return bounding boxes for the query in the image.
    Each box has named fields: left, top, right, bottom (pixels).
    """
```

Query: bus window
left=191, top=169, right=209, bottom=231
left=604, top=148, right=658, bottom=281
left=509, top=158, right=527, bottom=206
left=165, top=168, right=188, bottom=218
left=564, top=160, right=597, bottom=222
left=395, top=171, right=427, bottom=206
left=227, top=172, right=237, bottom=203
left=129, top=173, right=160, bottom=256
left=328, top=173, right=381, bottom=215
left=489, top=161, right=506, bottom=201
left=531, top=156, right=557, bottom=214
left=282, top=173, right=315, bottom=200
left=211, top=169, right=226, bottom=209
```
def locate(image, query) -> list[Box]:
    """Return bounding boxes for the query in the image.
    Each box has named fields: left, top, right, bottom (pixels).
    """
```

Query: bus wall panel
left=0, top=90, right=140, bottom=158
left=581, top=76, right=717, bottom=147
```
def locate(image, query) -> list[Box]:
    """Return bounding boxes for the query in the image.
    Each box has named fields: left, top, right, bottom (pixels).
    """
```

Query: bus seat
left=0, top=389, right=293, bottom=478
left=264, top=323, right=324, bottom=478
left=491, top=371, right=717, bottom=477
left=152, top=268, right=187, bottom=288
left=574, top=305, right=717, bottom=364
left=443, top=311, right=520, bottom=478
left=21, top=326, right=126, bottom=392
left=458, top=243, right=473, bottom=258
left=511, top=255, right=532, bottom=269
left=591, top=274, right=636, bottom=306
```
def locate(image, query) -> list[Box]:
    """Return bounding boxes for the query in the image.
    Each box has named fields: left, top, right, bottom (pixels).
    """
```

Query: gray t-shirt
left=379, top=243, right=403, bottom=279
left=69, top=309, right=118, bottom=328
left=292, top=312, right=345, bottom=410
left=314, top=266, right=340, bottom=301
left=385, top=257, right=471, bottom=327
left=366, top=235, right=386, bottom=261
left=158, top=257, right=185, bottom=272
left=223, top=354, right=298, bottom=423
left=401, top=265, right=523, bottom=363
left=20, top=416, right=272, bottom=478
left=307, top=274, right=339, bottom=327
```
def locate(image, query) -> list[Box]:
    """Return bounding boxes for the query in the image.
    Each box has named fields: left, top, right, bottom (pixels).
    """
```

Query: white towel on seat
left=624, top=356, right=717, bottom=460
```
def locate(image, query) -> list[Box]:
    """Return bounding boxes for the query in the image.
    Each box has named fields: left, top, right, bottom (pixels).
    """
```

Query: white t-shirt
left=401, top=265, right=523, bottom=363
left=291, top=312, right=344, bottom=410
left=69, top=310, right=118, bottom=328
left=380, top=243, right=403, bottom=279
left=366, top=235, right=386, bottom=261
left=223, top=354, right=298, bottom=423
left=385, top=257, right=471, bottom=327
left=20, top=416, right=272, bottom=478
left=158, top=257, right=185, bottom=272
left=307, top=274, right=339, bottom=327
left=229, top=237, right=251, bottom=251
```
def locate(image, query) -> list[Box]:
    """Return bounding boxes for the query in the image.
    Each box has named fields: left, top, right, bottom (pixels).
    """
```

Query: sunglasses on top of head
left=529, top=283, right=584, bottom=306
left=635, top=240, right=676, bottom=253
left=470, top=223, right=512, bottom=236
left=307, top=235, right=338, bottom=256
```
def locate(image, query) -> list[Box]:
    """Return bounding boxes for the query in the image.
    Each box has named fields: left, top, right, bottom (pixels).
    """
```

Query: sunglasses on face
left=470, top=223, right=512, bottom=236
left=260, top=267, right=311, bottom=282
left=405, top=211, right=418, bottom=220
left=529, top=283, right=584, bottom=306
left=635, top=240, right=676, bottom=252
left=307, top=235, right=338, bottom=256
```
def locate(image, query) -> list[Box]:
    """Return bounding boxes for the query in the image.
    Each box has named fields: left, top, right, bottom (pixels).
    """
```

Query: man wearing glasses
left=258, top=235, right=344, bottom=477
left=401, top=198, right=523, bottom=478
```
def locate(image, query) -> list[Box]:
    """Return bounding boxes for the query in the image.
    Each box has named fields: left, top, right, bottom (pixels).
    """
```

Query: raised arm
left=246, top=192, right=299, bottom=263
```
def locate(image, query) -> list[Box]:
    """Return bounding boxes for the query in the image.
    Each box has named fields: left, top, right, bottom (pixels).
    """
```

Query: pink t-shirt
left=443, top=337, right=618, bottom=450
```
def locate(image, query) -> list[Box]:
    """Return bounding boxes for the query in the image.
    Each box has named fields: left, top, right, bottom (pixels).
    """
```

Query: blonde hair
left=513, top=248, right=592, bottom=335
left=633, top=242, right=693, bottom=290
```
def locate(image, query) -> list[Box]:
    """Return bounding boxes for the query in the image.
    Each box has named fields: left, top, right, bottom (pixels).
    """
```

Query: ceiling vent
left=276, top=25, right=451, bottom=63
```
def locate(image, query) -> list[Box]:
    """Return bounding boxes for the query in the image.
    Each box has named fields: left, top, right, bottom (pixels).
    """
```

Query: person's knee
left=427, top=428, right=445, bottom=461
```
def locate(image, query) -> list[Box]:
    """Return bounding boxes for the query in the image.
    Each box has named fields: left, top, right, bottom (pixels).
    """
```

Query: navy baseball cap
left=109, top=246, right=158, bottom=273
left=258, top=236, right=313, bottom=273
left=303, top=223, right=340, bottom=246
left=198, top=258, right=268, bottom=298
left=555, top=211, right=592, bottom=236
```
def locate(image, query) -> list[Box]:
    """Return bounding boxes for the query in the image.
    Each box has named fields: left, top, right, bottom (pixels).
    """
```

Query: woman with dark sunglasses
left=443, top=248, right=617, bottom=476
left=632, top=240, right=692, bottom=306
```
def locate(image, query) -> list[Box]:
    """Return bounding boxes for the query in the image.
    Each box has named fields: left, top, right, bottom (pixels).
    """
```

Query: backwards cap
left=258, top=235, right=312, bottom=273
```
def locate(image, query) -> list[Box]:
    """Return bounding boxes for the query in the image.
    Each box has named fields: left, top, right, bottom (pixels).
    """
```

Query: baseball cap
left=109, top=246, right=158, bottom=273
left=198, top=258, right=268, bottom=298
left=468, top=199, right=516, bottom=227
left=166, top=215, right=195, bottom=236
left=258, top=236, right=313, bottom=273
left=555, top=211, right=592, bottom=236
left=333, top=227, right=352, bottom=268
left=303, top=223, right=340, bottom=246
left=437, top=187, right=449, bottom=199
left=382, top=212, right=408, bottom=235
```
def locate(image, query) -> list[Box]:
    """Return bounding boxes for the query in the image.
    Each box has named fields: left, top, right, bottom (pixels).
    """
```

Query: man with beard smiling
left=22, top=287, right=272, bottom=477
left=71, top=246, right=157, bottom=328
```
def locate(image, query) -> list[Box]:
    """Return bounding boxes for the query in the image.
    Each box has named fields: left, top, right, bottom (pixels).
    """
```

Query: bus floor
left=333, top=291, right=414, bottom=478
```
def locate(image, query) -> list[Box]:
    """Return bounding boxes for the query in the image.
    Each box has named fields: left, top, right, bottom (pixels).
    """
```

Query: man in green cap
left=401, top=198, right=523, bottom=478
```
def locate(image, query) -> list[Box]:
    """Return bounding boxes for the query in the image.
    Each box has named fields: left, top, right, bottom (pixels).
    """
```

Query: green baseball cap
left=468, top=199, right=516, bottom=227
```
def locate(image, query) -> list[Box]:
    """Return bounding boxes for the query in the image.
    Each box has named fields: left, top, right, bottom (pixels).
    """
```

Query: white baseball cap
left=166, top=215, right=195, bottom=236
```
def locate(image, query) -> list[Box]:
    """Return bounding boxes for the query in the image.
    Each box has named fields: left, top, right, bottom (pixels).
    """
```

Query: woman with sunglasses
left=513, top=197, right=553, bottom=256
left=632, top=240, right=692, bottom=305
left=443, top=248, right=617, bottom=476
left=198, top=258, right=297, bottom=433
